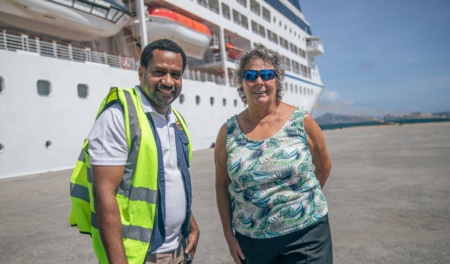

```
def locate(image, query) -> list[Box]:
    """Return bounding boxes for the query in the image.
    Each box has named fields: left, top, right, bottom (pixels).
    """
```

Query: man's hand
left=185, top=214, right=200, bottom=258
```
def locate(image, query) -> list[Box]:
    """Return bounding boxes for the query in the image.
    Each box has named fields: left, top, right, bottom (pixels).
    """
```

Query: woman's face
left=241, top=59, right=277, bottom=106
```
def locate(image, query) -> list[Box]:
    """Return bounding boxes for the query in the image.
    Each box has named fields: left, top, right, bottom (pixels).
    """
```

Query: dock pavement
left=1, top=122, right=449, bottom=264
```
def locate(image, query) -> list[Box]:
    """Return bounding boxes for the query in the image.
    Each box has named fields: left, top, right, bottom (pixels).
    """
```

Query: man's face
left=138, top=49, right=183, bottom=115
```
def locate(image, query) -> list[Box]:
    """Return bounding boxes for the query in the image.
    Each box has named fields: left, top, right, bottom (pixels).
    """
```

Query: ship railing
left=0, top=28, right=226, bottom=84
left=0, top=29, right=138, bottom=70
left=183, top=69, right=226, bottom=85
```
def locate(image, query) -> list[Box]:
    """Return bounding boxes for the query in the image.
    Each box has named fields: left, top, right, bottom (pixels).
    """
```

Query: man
left=70, top=39, right=199, bottom=264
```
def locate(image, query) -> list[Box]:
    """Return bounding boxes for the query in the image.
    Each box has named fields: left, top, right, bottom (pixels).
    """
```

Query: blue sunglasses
left=242, top=70, right=277, bottom=81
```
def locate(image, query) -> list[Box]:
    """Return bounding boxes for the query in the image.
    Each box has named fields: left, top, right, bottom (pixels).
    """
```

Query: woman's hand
left=226, top=235, right=246, bottom=264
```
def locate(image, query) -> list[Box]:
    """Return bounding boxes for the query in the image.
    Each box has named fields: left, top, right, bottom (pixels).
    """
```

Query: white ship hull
left=0, top=0, right=324, bottom=179
left=0, top=49, right=245, bottom=178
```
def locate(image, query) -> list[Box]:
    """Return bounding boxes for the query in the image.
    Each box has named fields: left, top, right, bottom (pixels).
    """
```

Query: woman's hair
left=234, top=43, right=285, bottom=103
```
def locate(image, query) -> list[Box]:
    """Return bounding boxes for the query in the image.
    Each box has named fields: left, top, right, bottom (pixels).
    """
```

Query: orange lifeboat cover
left=148, top=8, right=211, bottom=36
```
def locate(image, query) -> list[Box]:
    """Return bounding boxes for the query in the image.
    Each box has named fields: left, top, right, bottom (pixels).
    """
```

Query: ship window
left=292, top=61, right=300, bottom=74
left=234, top=99, right=238, bottom=107
left=92, top=6, right=108, bottom=18
left=209, top=0, right=220, bottom=13
left=37, top=80, right=51, bottom=96
left=45, top=140, right=52, bottom=149
left=251, top=21, right=265, bottom=37
left=223, top=98, right=227, bottom=106
left=299, top=49, right=306, bottom=58
left=280, top=37, right=289, bottom=50
left=258, top=25, right=266, bottom=38
left=107, top=9, right=119, bottom=22
left=267, top=30, right=278, bottom=45
left=251, top=21, right=258, bottom=34
left=233, top=10, right=248, bottom=29
left=196, top=95, right=201, bottom=105
left=263, top=7, right=270, bottom=22
left=77, top=84, right=89, bottom=98
left=210, top=97, right=215, bottom=106
left=222, top=3, right=231, bottom=19
left=74, top=1, right=91, bottom=13
left=179, top=94, right=185, bottom=104
left=0, top=143, right=4, bottom=154
left=284, top=56, right=291, bottom=71
left=198, top=0, right=207, bottom=7
left=290, top=84, right=293, bottom=93
left=0, top=76, right=4, bottom=94
left=237, top=0, right=247, bottom=7
left=250, top=0, right=260, bottom=15
left=290, top=43, right=298, bottom=55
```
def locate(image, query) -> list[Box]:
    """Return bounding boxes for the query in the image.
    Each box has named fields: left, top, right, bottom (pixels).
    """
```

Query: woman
left=214, top=44, right=332, bottom=264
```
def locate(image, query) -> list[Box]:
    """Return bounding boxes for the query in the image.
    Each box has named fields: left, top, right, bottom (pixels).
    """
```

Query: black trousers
left=235, top=215, right=333, bottom=264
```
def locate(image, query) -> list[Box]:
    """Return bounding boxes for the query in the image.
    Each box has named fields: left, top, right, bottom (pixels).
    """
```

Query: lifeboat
left=143, top=8, right=212, bottom=59
left=225, top=42, right=243, bottom=60
left=0, top=0, right=131, bottom=41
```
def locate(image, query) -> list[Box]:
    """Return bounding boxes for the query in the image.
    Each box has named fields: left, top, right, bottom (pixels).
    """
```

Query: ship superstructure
left=0, top=0, right=325, bottom=178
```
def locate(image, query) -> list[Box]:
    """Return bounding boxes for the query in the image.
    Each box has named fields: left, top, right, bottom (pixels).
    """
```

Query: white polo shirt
left=88, top=86, right=187, bottom=253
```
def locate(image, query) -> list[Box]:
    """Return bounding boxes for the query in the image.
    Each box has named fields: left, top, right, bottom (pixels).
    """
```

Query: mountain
left=315, top=113, right=383, bottom=125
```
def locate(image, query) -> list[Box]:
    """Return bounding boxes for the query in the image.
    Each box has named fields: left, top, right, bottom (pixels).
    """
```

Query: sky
left=300, top=0, right=450, bottom=117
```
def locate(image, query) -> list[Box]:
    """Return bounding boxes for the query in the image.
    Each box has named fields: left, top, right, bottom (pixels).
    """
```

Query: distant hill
left=315, top=113, right=383, bottom=125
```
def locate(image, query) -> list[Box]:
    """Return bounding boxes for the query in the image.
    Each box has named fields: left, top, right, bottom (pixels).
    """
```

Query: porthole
left=210, top=97, right=214, bottom=106
left=195, top=95, right=200, bottom=105
left=37, top=80, right=51, bottom=96
left=223, top=98, right=227, bottom=106
left=179, top=94, right=185, bottom=104
left=234, top=99, right=238, bottom=107
left=77, top=84, right=89, bottom=98
left=0, top=77, right=4, bottom=94
left=45, top=140, right=53, bottom=149
left=0, top=143, right=4, bottom=153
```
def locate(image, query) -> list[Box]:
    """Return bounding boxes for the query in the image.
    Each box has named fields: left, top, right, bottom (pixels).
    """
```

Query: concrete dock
left=1, top=122, right=449, bottom=264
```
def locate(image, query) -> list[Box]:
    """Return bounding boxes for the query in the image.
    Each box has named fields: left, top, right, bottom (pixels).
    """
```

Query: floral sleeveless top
left=226, top=109, right=328, bottom=239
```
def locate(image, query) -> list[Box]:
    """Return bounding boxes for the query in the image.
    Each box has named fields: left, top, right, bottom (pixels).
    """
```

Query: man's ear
left=138, top=66, right=144, bottom=81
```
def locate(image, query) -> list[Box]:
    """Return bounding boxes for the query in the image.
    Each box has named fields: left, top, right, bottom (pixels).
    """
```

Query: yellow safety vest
left=69, top=87, right=192, bottom=264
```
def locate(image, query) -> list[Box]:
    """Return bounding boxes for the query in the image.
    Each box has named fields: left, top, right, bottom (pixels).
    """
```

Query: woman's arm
left=304, top=113, right=332, bottom=188
left=214, top=124, right=246, bottom=263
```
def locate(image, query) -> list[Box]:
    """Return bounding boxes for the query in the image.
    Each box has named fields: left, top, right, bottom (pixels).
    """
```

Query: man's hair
left=234, top=43, right=285, bottom=104
left=140, top=39, right=187, bottom=71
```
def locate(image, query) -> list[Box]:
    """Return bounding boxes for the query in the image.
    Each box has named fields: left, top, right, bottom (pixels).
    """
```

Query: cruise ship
left=0, top=0, right=325, bottom=179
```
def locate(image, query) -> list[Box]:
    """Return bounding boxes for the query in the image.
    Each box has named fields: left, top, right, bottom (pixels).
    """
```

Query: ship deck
left=1, top=122, right=449, bottom=263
